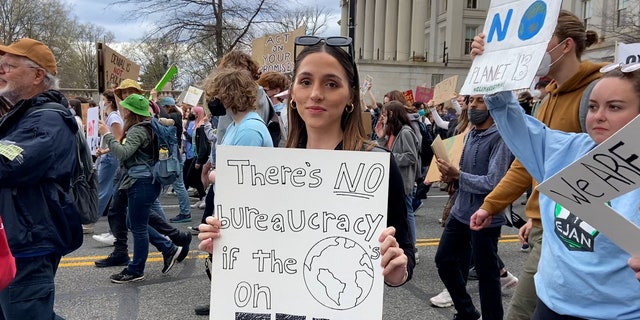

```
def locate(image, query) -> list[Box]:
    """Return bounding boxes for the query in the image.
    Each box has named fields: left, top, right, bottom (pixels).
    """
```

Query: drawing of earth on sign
left=303, top=236, right=375, bottom=310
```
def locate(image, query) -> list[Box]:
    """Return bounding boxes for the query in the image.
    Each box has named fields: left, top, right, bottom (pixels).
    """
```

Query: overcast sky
left=66, top=0, right=341, bottom=42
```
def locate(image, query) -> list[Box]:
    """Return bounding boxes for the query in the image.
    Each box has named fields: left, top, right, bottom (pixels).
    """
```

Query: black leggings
left=201, top=184, right=215, bottom=223
left=183, top=158, right=206, bottom=199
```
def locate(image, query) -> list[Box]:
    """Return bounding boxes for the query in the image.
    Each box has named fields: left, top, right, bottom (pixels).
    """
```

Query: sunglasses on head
left=293, top=36, right=359, bottom=87
left=295, top=35, right=352, bottom=49
left=600, top=62, right=640, bottom=74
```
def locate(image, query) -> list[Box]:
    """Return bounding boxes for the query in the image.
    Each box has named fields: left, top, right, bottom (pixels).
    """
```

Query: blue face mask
left=273, top=102, right=286, bottom=113
left=418, top=109, right=426, bottom=117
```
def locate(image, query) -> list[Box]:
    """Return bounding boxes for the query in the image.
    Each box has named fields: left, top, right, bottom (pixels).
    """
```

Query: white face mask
left=531, top=89, right=542, bottom=99
left=536, top=39, right=567, bottom=77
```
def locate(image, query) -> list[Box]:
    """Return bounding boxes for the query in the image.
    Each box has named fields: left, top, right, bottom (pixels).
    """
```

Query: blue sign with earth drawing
left=460, top=0, right=562, bottom=95
left=211, top=146, right=390, bottom=319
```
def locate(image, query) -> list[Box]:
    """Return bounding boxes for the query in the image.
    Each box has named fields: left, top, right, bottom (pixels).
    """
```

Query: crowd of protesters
left=1, top=8, right=639, bottom=320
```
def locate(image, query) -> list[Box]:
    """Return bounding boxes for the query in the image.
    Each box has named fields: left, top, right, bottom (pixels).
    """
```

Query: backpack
left=263, top=88, right=288, bottom=147
left=28, top=103, right=99, bottom=225
left=417, top=121, right=435, bottom=173
left=141, top=117, right=180, bottom=186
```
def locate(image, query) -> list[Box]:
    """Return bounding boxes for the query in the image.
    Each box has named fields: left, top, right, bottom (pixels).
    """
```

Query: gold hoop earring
left=290, top=100, right=297, bottom=109
left=345, top=104, right=354, bottom=113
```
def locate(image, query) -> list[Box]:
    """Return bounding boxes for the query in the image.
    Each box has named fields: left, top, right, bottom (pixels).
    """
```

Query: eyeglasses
left=293, top=36, right=359, bottom=87
left=0, top=60, right=40, bottom=73
left=599, top=62, right=640, bottom=73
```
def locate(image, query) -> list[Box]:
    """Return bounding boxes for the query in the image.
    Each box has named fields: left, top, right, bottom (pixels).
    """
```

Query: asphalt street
left=54, top=188, right=529, bottom=320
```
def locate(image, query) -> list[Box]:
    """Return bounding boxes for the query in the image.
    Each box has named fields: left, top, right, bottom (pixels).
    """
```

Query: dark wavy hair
left=383, top=101, right=411, bottom=137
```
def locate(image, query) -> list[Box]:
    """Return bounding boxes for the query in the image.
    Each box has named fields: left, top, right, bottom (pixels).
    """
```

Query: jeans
left=172, top=156, right=191, bottom=215
left=125, top=178, right=162, bottom=275
left=405, top=193, right=416, bottom=245
left=435, top=217, right=503, bottom=320
left=0, top=253, right=63, bottom=320
left=151, top=198, right=167, bottom=220
left=109, top=187, right=179, bottom=258
left=97, top=153, right=120, bottom=216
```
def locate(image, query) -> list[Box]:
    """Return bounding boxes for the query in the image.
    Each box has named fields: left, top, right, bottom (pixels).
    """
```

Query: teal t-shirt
left=221, top=112, right=273, bottom=147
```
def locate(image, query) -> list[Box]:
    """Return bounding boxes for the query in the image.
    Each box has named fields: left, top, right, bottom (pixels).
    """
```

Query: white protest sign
left=617, top=42, right=640, bottom=64
left=182, top=86, right=204, bottom=107
left=212, top=145, right=390, bottom=320
left=537, top=115, right=640, bottom=256
left=86, top=107, right=100, bottom=155
left=460, top=0, right=562, bottom=95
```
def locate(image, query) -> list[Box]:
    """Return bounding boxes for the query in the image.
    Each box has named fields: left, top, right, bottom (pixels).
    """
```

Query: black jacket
left=0, top=90, right=82, bottom=257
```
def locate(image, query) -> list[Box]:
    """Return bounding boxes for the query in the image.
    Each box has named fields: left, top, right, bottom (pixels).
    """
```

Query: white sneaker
left=501, top=271, right=519, bottom=293
left=190, top=200, right=202, bottom=209
left=198, top=201, right=206, bottom=209
left=92, top=232, right=116, bottom=246
left=430, top=289, right=453, bottom=308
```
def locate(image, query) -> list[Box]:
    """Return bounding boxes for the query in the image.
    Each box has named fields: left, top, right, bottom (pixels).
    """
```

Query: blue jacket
left=485, top=91, right=640, bottom=319
left=0, top=90, right=82, bottom=257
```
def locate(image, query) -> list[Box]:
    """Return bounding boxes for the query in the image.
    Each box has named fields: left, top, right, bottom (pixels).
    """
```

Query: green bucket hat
left=120, top=94, right=151, bottom=117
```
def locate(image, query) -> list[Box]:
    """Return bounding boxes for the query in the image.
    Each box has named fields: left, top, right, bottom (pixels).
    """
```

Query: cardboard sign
left=212, top=146, right=390, bottom=319
left=426, top=131, right=467, bottom=183
left=537, top=115, right=640, bottom=256
left=617, top=42, right=640, bottom=64
left=252, top=28, right=305, bottom=74
left=183, top=86, right=204, bottom=107
left=97, top=43, right=141, bottom=92
left=432, top=76, right=458, bottom=105
left=80, top=103, right=90, bottom=129
left=362, top=111, right=372, bottom=137
left=415, top=86, right=434, bottom=103
left=430, top=135, right=450, bottom=163
left=86, top=107, right=100, bottom=156
left=460, top=1, right=562, bottom=95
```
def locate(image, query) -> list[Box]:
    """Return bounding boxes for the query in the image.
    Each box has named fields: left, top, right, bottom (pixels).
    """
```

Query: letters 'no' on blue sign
left=488, top=0, right=548, bottom=43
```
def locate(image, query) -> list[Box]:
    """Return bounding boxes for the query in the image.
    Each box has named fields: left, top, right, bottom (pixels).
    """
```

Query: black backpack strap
left=136, top=122, right=158, bottom=162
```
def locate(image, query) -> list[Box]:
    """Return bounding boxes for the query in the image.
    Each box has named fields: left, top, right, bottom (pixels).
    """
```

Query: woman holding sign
left=469, top=10, right=609, bottom=320
left=198, top=36, right=415, bottom=287
left=472, top=64, right=640, bottom=319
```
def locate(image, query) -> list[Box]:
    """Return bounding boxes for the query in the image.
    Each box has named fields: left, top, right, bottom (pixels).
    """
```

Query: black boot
left=95, top=252, right=130, bottom=267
